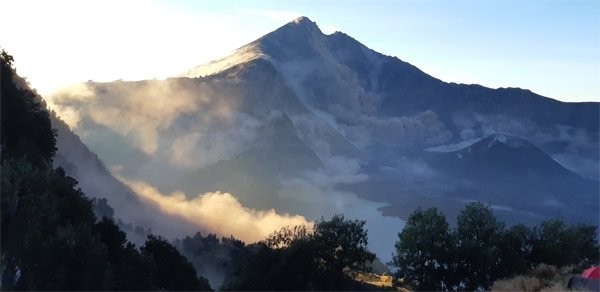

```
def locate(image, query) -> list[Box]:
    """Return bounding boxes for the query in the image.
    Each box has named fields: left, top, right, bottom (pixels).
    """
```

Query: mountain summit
left=182, top=16, right=379, bottom=80
left=465, top=134, right=532, bottom=152
left=184, top=16, right=596, bottom=134
left=52, top=16, right=599, bottom=237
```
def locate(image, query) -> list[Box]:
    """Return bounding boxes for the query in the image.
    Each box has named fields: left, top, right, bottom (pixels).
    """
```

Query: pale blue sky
left=1, top=0, right=598, bottom=101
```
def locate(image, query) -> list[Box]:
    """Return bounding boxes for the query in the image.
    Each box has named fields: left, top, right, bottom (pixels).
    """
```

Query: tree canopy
left=224, top=215, right=375, bottom=290
left=392, top=202, right=599, bottom=290
left=392, top=207, right=453, bottom=291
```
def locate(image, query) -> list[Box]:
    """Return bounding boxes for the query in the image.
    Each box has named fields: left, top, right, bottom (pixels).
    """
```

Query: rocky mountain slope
left=50, top=16, right=599, bottom=232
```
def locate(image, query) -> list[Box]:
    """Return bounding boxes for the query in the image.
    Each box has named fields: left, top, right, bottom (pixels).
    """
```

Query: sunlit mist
left=121, top=178, right=313, bottom=243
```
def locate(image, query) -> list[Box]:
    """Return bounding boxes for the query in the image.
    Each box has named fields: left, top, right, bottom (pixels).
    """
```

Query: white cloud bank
left=121, top=178, right=312, bottom=243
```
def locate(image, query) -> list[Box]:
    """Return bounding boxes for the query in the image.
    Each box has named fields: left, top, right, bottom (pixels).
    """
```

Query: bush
left=530, top=263, right=558, bottom=282
left=491, top=275, right=541, bottom=291
left=492, top=264, right=571, bottom=292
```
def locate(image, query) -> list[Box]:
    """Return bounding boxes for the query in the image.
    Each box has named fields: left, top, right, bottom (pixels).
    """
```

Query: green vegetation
left=0, top=50, right=211, bottom=291
left=0, top=50, right=56, bottom=168
left=392, top=202, right=599, bottom=290
left=175, top=232, right=250, bottom=289
left=142, top=235, right=211, bottom=290
left=491, top=263, right=575, bottom=291
left=392, top=208, right=453, bottom=291
left=223, top=215, right=375, bottom=290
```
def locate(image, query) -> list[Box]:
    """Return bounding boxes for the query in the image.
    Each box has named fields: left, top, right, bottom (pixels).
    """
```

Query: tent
left=581, top=266, right=600, bottom=279
left=568, top=266, right=600, bottom=290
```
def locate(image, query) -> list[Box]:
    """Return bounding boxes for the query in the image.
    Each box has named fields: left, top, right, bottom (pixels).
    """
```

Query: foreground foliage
left=393, top=203, right=599, bottom=290
left=0, top=50, right=210, bottom=291
left=223, top=215, right=376, bottom=290
left=491, top=263, right=575, bottom=291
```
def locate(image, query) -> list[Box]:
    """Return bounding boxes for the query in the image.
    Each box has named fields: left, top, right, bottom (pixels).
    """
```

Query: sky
left=1, top=0, right=598, bottom=102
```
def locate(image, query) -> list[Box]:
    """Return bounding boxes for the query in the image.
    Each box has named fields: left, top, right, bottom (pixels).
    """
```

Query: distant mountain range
left=51, top=16, right=599, bottom=239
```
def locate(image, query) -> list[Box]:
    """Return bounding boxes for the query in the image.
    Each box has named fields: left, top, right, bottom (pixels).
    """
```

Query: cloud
left=274, top=56, right=453, bottom=149
left=45, top=83, right=95, bottom=128
left=167, top=113, right=261, bottom=169
left=356, top=110, right=453, bottom=146
left=425, top=138, right=480, bottom=152
left=121, top=178, right=312, bottom=243
left=391, top=157, right=437, bottom=180
left=535, top=126, right=599, bottom=177
left=49, top=81, right=204, bottom=154
left=451, top=112, right=534, bottom=138
left=475, top=113, right=534, bottom=137
left=169, top=133, right=202, bottom=167
left=49, top=79, right=262, bottom=176
left=291, top=155, right=368, bottom=187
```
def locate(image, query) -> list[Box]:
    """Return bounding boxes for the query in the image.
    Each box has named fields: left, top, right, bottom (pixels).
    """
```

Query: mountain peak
left=248, top=15, right=328, bottom=61
left=278, top=16, right=322, bottom=35
left=465, top=133, right=532, bottom=153
left=270, top=15, right=322, bottom=35
left=487, top=133, right=530, bottom=147
left=291, top=16, right=315, bottom=25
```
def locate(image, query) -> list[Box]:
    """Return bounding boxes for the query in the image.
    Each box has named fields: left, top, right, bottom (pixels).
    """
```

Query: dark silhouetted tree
left=313, top=214, right=375, bottom=274
left=392, top=207, right=454, bottom=291
left=142, top=235, right=211, bottom=291
left=224, top=215, right=375, bottom=290
left=531, top=219, right=599, bottom=269
left=455, top=202, right=504, bottom=290
left=1, top=159, right=111, bottom=290
left=1, top=49, right=56, bottom=167
left=94, top=218, right=157, bottom=290
left=497, top=224, right=533, bottom=278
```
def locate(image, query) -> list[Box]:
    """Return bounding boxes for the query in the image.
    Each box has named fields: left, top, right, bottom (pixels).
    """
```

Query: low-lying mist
left=121, top=177, right=313, bottom=243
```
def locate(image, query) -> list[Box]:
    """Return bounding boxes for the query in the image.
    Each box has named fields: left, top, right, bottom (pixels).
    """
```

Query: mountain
left=184, top=16, right=598, bottom=176
left=346, top=134, right=598, bottom=226
left=49, top=16, right=599, bottom=232
left=432, top=134, right=598, bottom=224
left=441, top=134, right=586, bottom=178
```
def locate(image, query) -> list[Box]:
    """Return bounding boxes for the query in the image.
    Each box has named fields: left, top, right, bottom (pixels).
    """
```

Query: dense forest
left=1, top=50, right=598, bottom=291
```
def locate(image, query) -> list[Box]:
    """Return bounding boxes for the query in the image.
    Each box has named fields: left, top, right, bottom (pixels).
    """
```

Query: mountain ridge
left=50, top=16, right=599, bottom=235
left=185, top=17, right=595, bottom=105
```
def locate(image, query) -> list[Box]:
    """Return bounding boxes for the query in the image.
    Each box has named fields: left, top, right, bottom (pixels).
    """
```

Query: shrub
left=491, top=275, right=541, bottom=291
